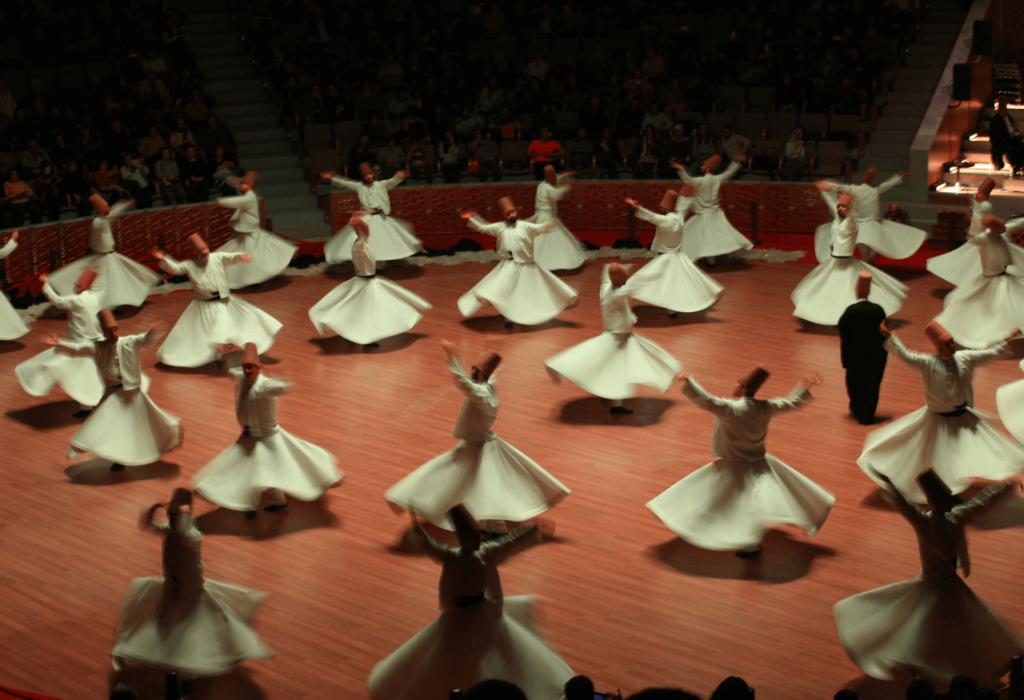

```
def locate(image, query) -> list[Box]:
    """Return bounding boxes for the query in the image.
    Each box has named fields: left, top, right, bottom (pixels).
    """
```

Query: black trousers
left=845, top=355, right=887, bottom=424
left=992, top=138, right=1024, bottom=172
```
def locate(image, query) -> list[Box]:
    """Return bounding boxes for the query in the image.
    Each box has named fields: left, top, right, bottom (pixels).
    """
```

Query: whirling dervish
left=647, top=368, right=834, bottom=558
left=367, top=505, right=574, bottom=700
left=624, top=191, right=724, bottom=315
left=819, top=167, right=926, bottom=262
left=322, top=164, right=422, bottom=264
left=858, top=320, right=1024, bottom=503
left=113, top=488, right=273, bottom=685
left=458, top=197, right=579, bottom=328
left=386, top=341, right=570, bottom=532
left=15, top=268, right=105, bottom=414
left=792, top=184, right=907, bottom=326
left=191, top=343, right=343, bottom=519
left=931, top=215, right=1024, bottom=349
left=0, top=231, right=30, bottom=341
left=545, top=263, right=682, bottom=415
left=213, top=170, right=297, bottom=288
left=153, top=234, right=282, bottom=368
left=47, top=196, right=160, bottom=309
left=526, top=165, right=587, bottom=271
left=670, top=154, right=753, bottom=266
left=834, top=470, right=1023, bottom=683
left=309, top=214, right=432, bottom=347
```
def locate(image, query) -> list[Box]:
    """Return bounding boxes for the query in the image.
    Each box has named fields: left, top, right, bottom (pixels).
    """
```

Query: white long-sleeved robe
left=214, top=190, right=297, bottom=288
left=0, top=238, right=30, bottom=340
left=646, top=377, right=835, bottom=550
left=828, top=176, right=927, bottom=259
left=674, top=161, right=753, bottom=260
left=527, top=176, right=586, bottom=270
left=324, top=173, right=422, bottom=262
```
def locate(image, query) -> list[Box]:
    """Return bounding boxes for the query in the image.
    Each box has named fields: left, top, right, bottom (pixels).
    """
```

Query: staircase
left=943, top=104, right=1024, bottom=196
left=185, top=3, right=330, bottom=238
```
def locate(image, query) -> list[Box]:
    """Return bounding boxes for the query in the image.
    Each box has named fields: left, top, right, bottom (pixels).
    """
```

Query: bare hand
left=216, top=343, right=242, bottom=354
left=814, top=180, right=832, bottom=192
left=9, top=231, right=18, bottom=241
left=320, top=171, right=336, bottom=180
left=535, top=517, right=556, bottom=539
left=802, top=371, right=823, bottom=387
left=397, top=169, right=410, bottom=178
left=897, top=170, right=911, bottom=178
left=879, top=319, right=892, bottom=339
left=41, top=332, right=60, bottom=347
left=39, top=271, right=48, bottom=284
left=1006, top=329, right=1020, bottom=343
left=734, top=152, right=749, bottom=162
left=440, top=340, right=456, bottom=356
left=670, top=162, right=684, bottom=170
left=240, top=254, right=253, bottom=264
left=461, top=210, right=476, bottom=220
left=545, top=221, right=556, bottom=228
left=624, top=197, right=640, bottom=209
left=151, top=248, right=166, bottom=261
left=150, top=320, right=171, bottom=335
left=675, top=370, right=692, bottom=384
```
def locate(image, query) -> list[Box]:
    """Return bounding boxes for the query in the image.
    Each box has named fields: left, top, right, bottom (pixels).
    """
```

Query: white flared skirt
left=680, top=208, right=753, bottom=260
left=368, top=596, right=573, bottom=700
left=157, top=296, right=282, bottom=368
left=458, top=260, right=578, bottom=325
left=527, top=213, right=587, bottom=271
left=15, top=347, right=105, bottom=406
left=856, top=219, right=928, bottom=260
left=216, top=229, right=297, bottom=289
left=627, top=251, right=724, bottom=313
left=791, top=256, right=908, bottom=326
left=0, top=291, right=29, bottom=340
left=997, top=376, right=1024, bottom=443
left=309, top=275, right=432, bottom=345
left=858, top=407, right=1024, bottom=503
left=325, top=215, right=421, bottom=264
left=927, top=236, right=1024, bottom=287
left=192, top=429, right=343, bottom=511
left=385, top=437, right=570, bottom=529
left=933, top=272, right=1024, bottom=349
left=69, top=386, right=181, bottom=466
left=49, top=252, right=160, bottom=308
left=545, top=331, right=682, bottom=400
left=834, top=574, right=1022, bottom=683
left=112, top=576, right=272, bottom=677
left=646, top=455, right=835, bottom=551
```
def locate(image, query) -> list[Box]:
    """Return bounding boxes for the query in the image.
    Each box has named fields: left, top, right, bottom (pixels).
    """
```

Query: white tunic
left=833, top=176, right=902, bottom=225
left=639, top=206, right=684, bottom=253
left=677, top=161, right=741, bottom=215
left=236, top=372, right=292, bottom=437
left=62, top=326, right=166, bottom=390
left=674, top=162, right=753, bottom=259
left=600, top=270, right=635, bottom=334
left=468, top=216, right=549, bottom=263
left=830, top=176, right=927, bottom=259
left=823, top=191, right=858, bottom=257
left=90, top=202, right=133, bottom=253
left=533, top=179, right=568, bottom=215
left=159, top=252, right=245, bottom=299
left=45, top=283, right=103, bottom=341
left=450, top=357, right=499, bottom=441
left=885, top=335, right=1007, bottom=414
left=220, top=190, right=260, bottom=233
left=353, top=238, right=375, bottom=277
left=330, top=172, right=405, bottom=213
left=0, top=238, right=29, bottom=340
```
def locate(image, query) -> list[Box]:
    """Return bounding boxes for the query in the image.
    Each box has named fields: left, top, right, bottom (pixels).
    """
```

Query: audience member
left=528, top=127, right=564, bottom=180
left=472, top=129, right=501, bottom=182
left=710, top=676, right=754, bottom=700
left=437, top=130, right=464, bottom=183
left=155, top=147, right=186, bottom=205
left=4, top=168, right=43, bottom=225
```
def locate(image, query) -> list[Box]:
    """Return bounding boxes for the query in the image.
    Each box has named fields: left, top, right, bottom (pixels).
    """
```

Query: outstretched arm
left=215, top=193, right=249, bottom=210
left=0, top=232, right=19, bottom=259
left=152, top=249, right=188, bottom=276
left=484, top=524, right=544, bottom=566
left=674, top=164, right=698, bottom=185
left=679, top=375, right=730, bottom=417
left=949, top=482, right=1015, bottom=525
left=384, top=170, right=410, bottom=189
left=108, top=201, right=133, bottom=220
left=885, top=334, right=930, bottom=374
left=328, top=175, right=360, bottom=191
left=462, top=211, right=504, bottom=237
left=958, top=339, right=1013, bottom=370
left=718, top=159, right=743, bottom=183
left=40, top=274, right=81, bottom=311
left=876, top=173, right=906, bottom=195
left=766, top=376, right=818, bottom=415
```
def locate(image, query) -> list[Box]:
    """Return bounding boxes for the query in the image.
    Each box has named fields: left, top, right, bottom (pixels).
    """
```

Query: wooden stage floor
left=3, top=256, right=1024, bottom=700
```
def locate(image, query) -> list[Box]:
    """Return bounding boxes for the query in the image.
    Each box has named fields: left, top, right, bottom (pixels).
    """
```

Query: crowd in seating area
left=245, top=0, right=914, bottom=185
left=0, top=0, right=240, bottom=228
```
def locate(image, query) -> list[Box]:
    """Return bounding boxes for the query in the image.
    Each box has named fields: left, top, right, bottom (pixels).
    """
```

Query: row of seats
left=1, top=64, right=121, bottom=95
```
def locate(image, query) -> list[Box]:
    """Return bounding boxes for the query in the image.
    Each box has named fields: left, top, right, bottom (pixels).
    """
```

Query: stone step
left=238, top=140, right=293, bottom=157
left=894, top=78, right=941, bottom=93
left=197, top=55, right=253, bottom=69
left=275, top=223, right=332, bottom=241
left=235, top=128, right=288, bottom=144
left=205, top=78, right=262, bottom=93
left=886, top=92, right=934, bottom=107
left=193, top=43, right=244, bottom=58
left=189, top=21, right=233, bottom=35
left=871, top=130, right=916, bottom=145
left=264, top=193, right=315, bottom=211
left=864, top=142, right=910, bottom=159
left=226, top=114, right=278, bottom=130
left=884, top=103, right=928, bottom=118
left=961, top=140, right=991, bottom=156
left=204, top=66, right=255, bottom=81
left=244, top=154, right=301, bottom=170
left=217, top=103, right=271, bottom=119
left=863, top=156, right=911, bottom=172
left=269, top=208, right=330, bottom=231
left=254, top=166, right=307, bottom=183
left=216, top=90, right=269, bottom=107
left=190, top=32, right=239, bottom=47
left=878, top=115, right=923, bottom=131
left=259, top=181, right=313, bottom=198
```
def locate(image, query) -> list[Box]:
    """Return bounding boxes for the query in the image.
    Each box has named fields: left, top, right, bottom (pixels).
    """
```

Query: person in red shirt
left=528, top=127, right=564, bottom=181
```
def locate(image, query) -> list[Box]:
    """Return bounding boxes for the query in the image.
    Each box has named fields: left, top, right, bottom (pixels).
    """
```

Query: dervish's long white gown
left=858, top=335, right=1024, bottom=503
left=458, top=216, right=578, bottom=325
left=385, top=357, right=570, bottom=529
left=629, top=205, right=724, bottom=313
left=834, top=485, right=1022, bottom=683
left=792, top=190, right=908, bottom=325
left=15, top=282, right=105, bottom=406
left=997, top=359, right=1024, bottom=442
left=932, top=219, right=1024, bottom=348
left=0, top=238, right=30, bottom=340
left=325, top=173, right=422, bottom=263
left=156, top=252, right=282, bottom=367
left=646, top=377, right=835, bottom=550
left=924, top=198, right=1024, bottom=286
left=367, top=526, right=574, bottom=700
left=214, top=190, right=297, bottom=288
left=61, top=326, right=182, bottom=466
left=112, top=512, right=272, bottom=676
left=48, top=202, right=160, bottom=308
left=191, top=363, right=343, bottom=511
left=526, top=175, right=587, bottom=270
left=828, top=175, right=927, bottom=259
left=675, top=161, right=753, bottom=260
left=309, top=236, right=431, bottom=344
left=545, top=265, right=682, bottom=400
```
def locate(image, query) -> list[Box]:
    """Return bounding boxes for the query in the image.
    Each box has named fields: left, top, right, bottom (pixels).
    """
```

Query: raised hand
left=897, top=170, right=911, bottom=178
left=460, top=210, right=477, bottom=220
left=675, top=370, right=692, bottom=384
left=670, top=162, right=684, bottom=170
left=151, top=248, right=166, bottom=261
left=41, top=332, right=60, bottom=347
left=239, top=254, right=253, bottom=264
left=397, top=169, right=411, bottom=178
left=9, top=231, right=18, bottom=241
left=39, top=271, right=48, bottom=285
left=802, top=371, right=824, bottom=387
left=320, top=171, right=336, bottom=180
left=624, top=197, right=640, bottom=209
left=879, top=319, right=892, bottom=339
left=440, top=339, right=456, bottom=357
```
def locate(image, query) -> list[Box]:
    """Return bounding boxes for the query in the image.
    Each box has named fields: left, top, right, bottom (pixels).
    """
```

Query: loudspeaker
left=952, top=63, right=972, bottom=101
left=973, top=20, right=992, bottom=56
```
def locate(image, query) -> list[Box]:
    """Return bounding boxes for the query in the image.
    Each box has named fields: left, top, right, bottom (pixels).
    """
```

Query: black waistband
left=938, top=403, right=969, bottom=417
left=202, top=293, right=226, bottom=302
left=241, top=426, right=252, bottom=437
left=356, top=273, right=376, bottom=278
left=370, top=208, right=385, bottom=216
left=454, top=593, right=485, bottom=608
left=831, top=254, right=852, bottom=259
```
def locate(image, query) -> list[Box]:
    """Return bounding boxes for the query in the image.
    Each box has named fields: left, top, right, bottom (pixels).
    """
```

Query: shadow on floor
left=109, top=665, right=268, bottom=700
left=633, top=305, right=722, bottom=327
left=380, top=264, right=426, bottom=280
left=461, top=316, right=579, bottom=334
left=794, top=320, right=840, bottom=336
left=64, top=459, right=181, bottom=485
left=308, top=332, right=426, bottom=355
left=6, top=400, right=83, bottom=429
left=195, top=496, right=340, bottom=540
left=557, top=397, right=674, bottom=426
left=0, top=340, right=26, bottom=354
left=232, top=276, right=291, bottom=294
left=649, top=530, right=836, bottom=584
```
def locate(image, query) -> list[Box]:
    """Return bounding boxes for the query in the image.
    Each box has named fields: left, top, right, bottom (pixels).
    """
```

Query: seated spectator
left=110, top=683, right=137, bottom=700
left=478, top=77, right=504, bottom=115
left=91, top=159, right=127, bottom=206
left=376, top=136, right=405, bottom=179
left=579, top=96, right=610, bottom=139
left=775, top=75, right=803, bottom=113
left=624, top=70, right=656, bottom=103
left=60, top=159, right=92, bottom=216
left=7, top=109, right=35, bottom=150
left=185, top=90, right=211, bottom=131
left=377, top=53, right=405, bottom=90
left=566, top=127, right=595, bottom=173
left=472, top=129, right=501, bottom=182
left=121, top=98, right=149, bottom=138
left=526, top=53, right=551, bottom=82
left=437, top=130, right=464, bottom=183
left=348, top=134, right=377, bottom=177
left=629, top=126, right=661, bottom=179
left=21, top=140, right=52, bottom=182
left=720, top=123, right=752, bottom=161
left=120, top=153, right=153, bottom=208
left=660, top=79, right=687, bottom=116
left=803, top=76, right=831, bottom=114
left=642, top=48, right=665, bottom=81
left=906, top=679, right=935, bottom=700
left=660, top=123, right=691, bottom=176
left=615, top=98, right=645, bottom=138
left=106, top=121, right=135, bottom=162
left=169, top=118, right=196, bottom=153
left=710, top=677, right=754, bottom=700
left=884, top=202, right=912, bottom=225
left=4, top=168, right=44, bottom=225
left=48, top=135, right=72, bottom=170
left=324, top=85, right=350, bottom=122
left=684, top=76, right=714, bottom=114
left=154, top=147, right=186, bottom=205
left=0, top=80, right=16, bottom=126
left=405, top=141, right=432, bottom=185
left=137, top=71, right=170, bottom=108
left=209, top=146, right=240, bottom=195
left=690, top=123, right=716, bottom=169
left=198, top=116, right=236, bottom=159
left=141, top=49, right=169, bottom=77
left=528, top=126, right=564, bottom=180
left=139, top=127, right=169, bottom=162
left=778, top=128, right=809, bottom=181
left=426, top=105, right=450, bottom=145
left=454, top=106, right=486, bottom=143
left=488, top=105, right=521, bottom=139
left=178, top=145, right=209, bottom=203
left=641, top=103, right=673, bottom=136
left=833, top=75, right=865, bottom=116
left=77, top=127, right=104, bottom=168
left=595, top=126, right=621, bottom=179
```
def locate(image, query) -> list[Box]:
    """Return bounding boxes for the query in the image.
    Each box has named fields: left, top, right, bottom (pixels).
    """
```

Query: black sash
left=202, top=293, right=225, bottom=302
left=356, top=273, right=376, bottom=279
left=454, top=593, right=485, bottom=608
left=938, top=403, right=969, bottom=418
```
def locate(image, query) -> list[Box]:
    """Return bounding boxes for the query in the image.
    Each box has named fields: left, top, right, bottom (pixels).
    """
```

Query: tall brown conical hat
left=76, top=267, right=97, bottom=292
left=924, top=321, right=953, bottom=347
left=861, top=166, right=879, bottom=185
left=977, top=177, right=996, bottom=198
left=359, top=162, right=373, bottom=178
left=703, top=154, right=722, bottom=173
left=740, top=366, right=770, bottom=395
left=659, top=189, right=678, bottom=212
left=471, top=352, right=502, bottom=380
left=241, top=342, right=260, bottom=368
left=98, top=308, right=118, bottom=331
left=447, top=504, right=481, bottom=535
left=89, top=193, right=110, bottom=216
left=498, top=197, right=516, bottom=217
left=187, top=233, right=207, bottom=253
left=241, top=170, right=259, bottom=189
left=916, top=470, right=953, bottom=508
left=544, top=164, right=557, bottom=186
left=855, top=270, right=872, bottom=298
